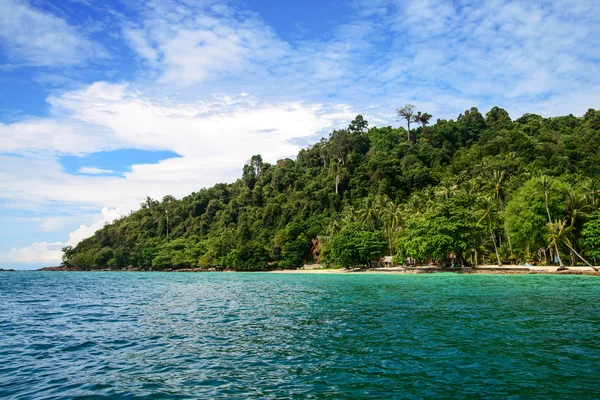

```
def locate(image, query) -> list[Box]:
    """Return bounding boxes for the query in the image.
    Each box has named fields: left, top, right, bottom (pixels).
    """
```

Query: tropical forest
left=61, top=106, right=600, bottom=271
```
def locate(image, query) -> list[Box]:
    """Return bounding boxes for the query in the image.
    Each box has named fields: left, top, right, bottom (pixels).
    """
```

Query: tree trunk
left=543, top=193, right=564, bottom=268
left=564, top=242, right=597, bottom=271
left=388, top=227, right=393, bottom=258
left=506, top=229, right=514, bottom=255
left=553, top=243, right=565, bottom=268
left=488, top=217, right=502, bottom=266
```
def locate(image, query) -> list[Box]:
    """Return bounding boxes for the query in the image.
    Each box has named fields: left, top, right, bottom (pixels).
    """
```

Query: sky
left=1, top=0, right=599, bottom=269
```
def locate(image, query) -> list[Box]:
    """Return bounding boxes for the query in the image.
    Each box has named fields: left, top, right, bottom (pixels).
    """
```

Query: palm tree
left=564, top=188, right=591, bottom=264
left=436, top=178, right=457, bottom=200
left=381, top=200, right=403, bottom=258
left=583, top=178, right=600, bottom=211
left=341, top=205, right=357, bottom=224
left=488, top=169, right=514, bottom=255
left=537, top=175, right=564, bottom=268
left=565, top=188, right=590, bottom=228
left=404, top=195, right=426, bottom=218
left=545, top=220, right=597, bottom=271
left=490, top=170, right=506, bottom=209
left=461, top=176, right=483, bottom=196
left=415, top=112, right=432, bottom=128
left=476, top=196, right=502, bottom=266
left=357, top=198, right=379, bottom=229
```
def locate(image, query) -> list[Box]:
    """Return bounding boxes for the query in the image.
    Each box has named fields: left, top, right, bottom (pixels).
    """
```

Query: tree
left=537, top=176, right=564, bottom=268
left=476, top=196, right=502, bottom=266
left=397, top=104, right=416, bottom=143
left=545, top=219, right=594, bottom=269
left=380, top=199, right=403, bottom=257
left=399, top=195, right=483, bottom=267
left=349, top=115, right=368, bottom=133
left=414, top=111, right=432, bottom=128
left=328, top=129, right=351, bottom=195
left=582, top=212, right=600, bottom=268
left=322, top=223, right=386, bottom=268
left=485, top=106, right=511, bottom=130
left=505, top=177, right=567, bottom=264
left=357, top=197, right=379, bottom=229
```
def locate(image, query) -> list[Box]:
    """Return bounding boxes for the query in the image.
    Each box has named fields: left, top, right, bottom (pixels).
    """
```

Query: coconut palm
left=545, top=220, right=597, bottom=270
left=404, top=195, right=426, bottom=218
left=582, top=178, right=600, bottom=211
left=564, top=188, right=591, bottom=264
left=461, top=176, right=484, bottom=196
left=341, top=205, right=357, bottom=224
left=565, top=188, right=590, bottom=228
left=537, top=175, right=564, bottom=268
left=436, top=178, right=458, bottom=200
left=490, top=170, right=506, bottom=210
left=357, top=197, right=379, bottom=229
left=476, top=195, right=502, bottom=266
left=380, top=200, right=403, bottom=257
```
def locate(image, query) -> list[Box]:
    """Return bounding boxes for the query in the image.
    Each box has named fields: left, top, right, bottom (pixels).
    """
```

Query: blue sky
left=1, top=0, right=599, bottom=269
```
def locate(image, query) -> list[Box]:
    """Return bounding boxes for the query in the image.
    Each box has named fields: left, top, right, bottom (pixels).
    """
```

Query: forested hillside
left=62, top=106, right=600, bottom=270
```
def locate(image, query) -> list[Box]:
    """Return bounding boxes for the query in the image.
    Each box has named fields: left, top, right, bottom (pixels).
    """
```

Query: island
left=57, top=107, right=600, bottom=274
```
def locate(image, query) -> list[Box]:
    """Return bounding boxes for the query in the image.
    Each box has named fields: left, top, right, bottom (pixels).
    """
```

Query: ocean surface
left=1, top=272, right=599, bottom=399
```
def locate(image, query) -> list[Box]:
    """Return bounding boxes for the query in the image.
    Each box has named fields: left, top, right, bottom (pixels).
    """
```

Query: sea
left=1, top=272, right=599, bottom=399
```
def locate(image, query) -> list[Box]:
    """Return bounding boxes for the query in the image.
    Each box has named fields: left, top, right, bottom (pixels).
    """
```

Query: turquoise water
left=1, top=272, right=599, bottom=399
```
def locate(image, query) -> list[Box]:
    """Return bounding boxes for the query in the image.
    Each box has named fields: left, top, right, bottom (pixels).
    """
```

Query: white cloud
left=0, top=0, right=105, bottom=66
left=0, top=82, right=355, bottom=212
left=78, top=167, right=116, bottom=174
left=0, top=241, right=64, bottom=265
left=124, top=5, right=289, bottom=85
left=0, top=207, right=122, bottom=266
left=0, top=118, right=116, bottom=154
left=66, top=207, right=122, bottom=246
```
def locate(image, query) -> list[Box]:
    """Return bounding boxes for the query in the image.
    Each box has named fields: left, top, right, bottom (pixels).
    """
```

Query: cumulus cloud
left=0, top=241, right=64, bottom=265
left=0, top=0, right=105, bottom=67
left=0, top=207, right=122, bottom=266
left=66, top=207, right=122, bottom=246
left=0, top=82, right=355, bottom=212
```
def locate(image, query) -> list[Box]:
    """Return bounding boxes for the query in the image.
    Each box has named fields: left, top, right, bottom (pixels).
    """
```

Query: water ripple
left=1, top=272, right=600, bottom=398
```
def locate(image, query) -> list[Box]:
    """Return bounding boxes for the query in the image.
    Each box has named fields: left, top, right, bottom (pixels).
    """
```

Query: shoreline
left=35, top=265, right=600, bottom=275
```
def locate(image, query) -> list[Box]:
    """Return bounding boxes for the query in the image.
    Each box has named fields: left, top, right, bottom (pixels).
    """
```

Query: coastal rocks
left=38, top=265, right=90, bottom=271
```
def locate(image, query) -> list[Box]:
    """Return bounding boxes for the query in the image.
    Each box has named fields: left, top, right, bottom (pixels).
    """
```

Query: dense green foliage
left=63, top=107, right=600, bottom=270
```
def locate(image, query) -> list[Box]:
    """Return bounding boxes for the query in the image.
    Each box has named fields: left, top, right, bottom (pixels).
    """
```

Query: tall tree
left=397, top=104, right=416, bottom=143
left=380, top=200, right=403, bottom=257
left=537, top=176, right=564, bottom=268
left=476, top=196, right=502, bottom=266
left=414, top=111, right=432, bottom=128
left=328, top=130, right=351, bottom=195
left=357, top=197, right=379, bottom=229
left=348, top=114, right=368, bottom=133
